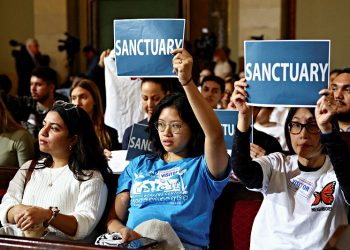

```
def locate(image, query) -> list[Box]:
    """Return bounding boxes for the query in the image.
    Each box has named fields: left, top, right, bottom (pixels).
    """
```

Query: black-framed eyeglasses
left=154, top=121, right=183, bottom=133
left=288, top=122, right=320, bottom=135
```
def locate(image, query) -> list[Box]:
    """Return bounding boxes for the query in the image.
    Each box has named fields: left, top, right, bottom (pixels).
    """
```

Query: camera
left=9, top=39, right=26, bottom=58
left=57, top=32, right=80, bottom=57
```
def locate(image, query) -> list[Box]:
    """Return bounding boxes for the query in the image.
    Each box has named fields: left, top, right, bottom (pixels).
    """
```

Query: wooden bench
left=0, top=234, right=127, bottom=249
left=0, top=166, right=18, bottom=202
left=0, top=168, right=263, bottom=250
left=209, top=181, right=263, bottom=250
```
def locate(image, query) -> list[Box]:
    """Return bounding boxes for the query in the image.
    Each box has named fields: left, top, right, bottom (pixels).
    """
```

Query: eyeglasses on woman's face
left=154, top=121, right=183, bottom=134
left=288, top=121, right=320, bottom=135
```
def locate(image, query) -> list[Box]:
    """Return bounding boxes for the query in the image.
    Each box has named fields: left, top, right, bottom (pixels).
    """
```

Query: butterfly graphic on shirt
left=312, top=181, right=336, bottom=206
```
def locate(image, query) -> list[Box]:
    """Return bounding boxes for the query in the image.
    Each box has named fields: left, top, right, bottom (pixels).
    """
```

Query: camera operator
left=11, top=38, right=50, bottom=96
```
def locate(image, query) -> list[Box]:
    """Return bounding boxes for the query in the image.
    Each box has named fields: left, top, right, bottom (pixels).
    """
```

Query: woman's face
left=38, top=111, right=76, bottom=158
left=290, top=108, right=323, bottom=160
left=141, top=81, right=166, bottom=120
left=71, top=86, right=95, bottom=118
left=157, top=107, right=192, bottom=157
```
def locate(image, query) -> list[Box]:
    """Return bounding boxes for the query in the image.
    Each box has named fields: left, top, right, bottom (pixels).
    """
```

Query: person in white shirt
left=230, top=78, right=350, bottom=250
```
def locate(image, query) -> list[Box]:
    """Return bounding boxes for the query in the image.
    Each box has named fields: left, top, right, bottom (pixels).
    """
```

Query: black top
left=231, top=126, right=350, bottom=202
left=252, top=128, right=283, bottom=155
left=105, top=124, right=121, bottom=151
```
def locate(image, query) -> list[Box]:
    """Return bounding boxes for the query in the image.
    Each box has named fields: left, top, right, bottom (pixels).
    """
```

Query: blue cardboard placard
left=114, top=19, right=185, bottom=77
left=244, top=40, right=330, bottom=107
left=215, top=110, right=239, bottom=150
left=126, top=123, right=153, bottom=160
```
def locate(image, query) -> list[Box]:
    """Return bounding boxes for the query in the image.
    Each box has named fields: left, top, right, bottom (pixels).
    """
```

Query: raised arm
left=229, top=79, right=263, bottom=188
left=171, top=48, right=228, bottom=179
left=316, top=89, right=350, bottom=202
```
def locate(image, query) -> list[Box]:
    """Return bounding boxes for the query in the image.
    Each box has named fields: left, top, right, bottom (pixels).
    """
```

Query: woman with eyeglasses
left=0, top=101, right=112, bottom=241
left=107, top=48, right=230, bottom=249
left=230, top=78, right=350, bottom=250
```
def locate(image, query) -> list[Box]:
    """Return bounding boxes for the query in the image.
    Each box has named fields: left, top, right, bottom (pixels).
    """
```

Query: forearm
left=232, top=127, right=263, bottom=189
left=6, top=205, right=22, bottom=224
left=107, top=192, right=130, bottom=233
left=183, top=81, right=223, bottom=139
left=237, top=111, right=251, bottom=132
left=184, top=81, right=228, bottom=177
left=49, top=213, right=78, bottom=237
left=321, top=130, right=350, bottom=202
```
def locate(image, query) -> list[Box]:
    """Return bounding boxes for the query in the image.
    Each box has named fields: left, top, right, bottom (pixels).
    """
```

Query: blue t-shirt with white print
left=117, top=154, right=229, bottom=247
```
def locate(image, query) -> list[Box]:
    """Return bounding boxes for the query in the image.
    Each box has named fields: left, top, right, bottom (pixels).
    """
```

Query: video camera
left=9, top=39, right=26, bottom=58
left=58, top=32, right=80, bottom=57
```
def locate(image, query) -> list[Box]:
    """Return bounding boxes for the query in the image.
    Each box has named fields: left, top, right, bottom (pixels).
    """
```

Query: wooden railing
left=0, top=234, right=126, bottom=249
left=0, top=166, right=17, bottom=202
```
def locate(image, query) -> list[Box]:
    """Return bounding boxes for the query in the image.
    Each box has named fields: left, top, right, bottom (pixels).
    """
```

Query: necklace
left=48, top=166, right=67, bottom=187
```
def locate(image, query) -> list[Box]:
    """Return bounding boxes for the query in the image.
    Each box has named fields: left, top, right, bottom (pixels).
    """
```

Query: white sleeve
left=0, top=161, right=31, bottom=225
left=68, top=171, right=108, bottom=240
left=104, top=50, right=145, bottom=143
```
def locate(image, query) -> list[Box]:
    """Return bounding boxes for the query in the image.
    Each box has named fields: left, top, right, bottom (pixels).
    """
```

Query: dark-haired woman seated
left=0, top=101, right=112, bottom=240
left=107, top=49, right=230, bottom=249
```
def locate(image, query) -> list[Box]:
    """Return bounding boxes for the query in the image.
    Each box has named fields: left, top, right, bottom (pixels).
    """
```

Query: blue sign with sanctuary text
left=114, top=19, right=185, bottom=77
left=126, top=123, right=154, bottom=161
left=244, top=40, right=330, bottom=107
left=215, top=110, right=239, bottom=150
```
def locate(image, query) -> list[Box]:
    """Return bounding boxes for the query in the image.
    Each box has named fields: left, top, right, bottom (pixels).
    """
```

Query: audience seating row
left=0, top=167, right=346, bottom=249
left=1, top=168, right=263, bottom=249
left=0, top=167, right=17, bottom=202
left=209, top=181, right=263, bottom=250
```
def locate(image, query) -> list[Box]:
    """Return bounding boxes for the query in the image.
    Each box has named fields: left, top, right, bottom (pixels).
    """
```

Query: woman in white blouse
left=0, top=101, right=112, bottom=241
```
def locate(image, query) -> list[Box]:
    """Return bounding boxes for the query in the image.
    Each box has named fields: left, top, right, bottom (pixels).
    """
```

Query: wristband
left=182, top=77, right=193, bottom=86
left=44, top=206, right=60, bottom=227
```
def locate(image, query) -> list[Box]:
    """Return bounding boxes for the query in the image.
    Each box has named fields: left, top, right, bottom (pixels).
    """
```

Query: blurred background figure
left=0, top=96, right=35, bottom=167
left=212, top=48, right=233, bottom=80
left=70, top=79, right=121, bottom=151
left=0, top=74, right=12, bottom=94
left=10, top=38, right=50, bottom=96
left=82, top=45, right=99, bottom=77
left=222, top=46, right=237, bottom=75
left=198, top=67, right=213, bottom=86
left=220, top=76, right=235, bottom=109
left=194, top=27, right=217, bottom=69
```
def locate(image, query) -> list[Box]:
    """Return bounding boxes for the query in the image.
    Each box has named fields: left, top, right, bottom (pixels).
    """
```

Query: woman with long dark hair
left=107, top=49, right=230, bottom=249
left=0, top=101, right=112, bottom=240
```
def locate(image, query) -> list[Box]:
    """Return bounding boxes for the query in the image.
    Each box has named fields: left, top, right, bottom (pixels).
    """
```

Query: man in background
left=12, top=38, right=50, bottom=96
left=200, top=75, right=225, bottom=109
left=331, top=68, right=350, bottom=131
left=2, top=66, right=67, bottom=140
left=82, top=45, right=99, bottom=77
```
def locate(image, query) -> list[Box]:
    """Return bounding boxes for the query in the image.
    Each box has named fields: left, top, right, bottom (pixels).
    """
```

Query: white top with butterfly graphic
left=248, top=153, right=349, bottom=250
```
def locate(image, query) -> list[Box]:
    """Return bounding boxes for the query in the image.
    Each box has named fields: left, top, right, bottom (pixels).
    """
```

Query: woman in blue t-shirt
left=107, top=48, right=230, bottom=249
